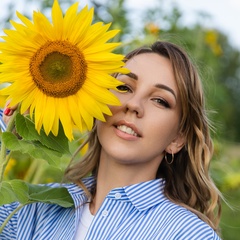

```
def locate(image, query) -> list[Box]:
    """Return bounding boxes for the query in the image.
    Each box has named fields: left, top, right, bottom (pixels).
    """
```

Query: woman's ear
left=165, top=132, right=185, bottom=154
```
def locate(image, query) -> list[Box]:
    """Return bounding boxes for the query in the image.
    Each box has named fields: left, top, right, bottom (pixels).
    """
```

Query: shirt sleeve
left=0, top=109, right=7, bottom=132
left=0, top=202, right=19, bottom=240
left=0, top=109, right=10, bottom=154
left=0, top=111, right=16, bottom=239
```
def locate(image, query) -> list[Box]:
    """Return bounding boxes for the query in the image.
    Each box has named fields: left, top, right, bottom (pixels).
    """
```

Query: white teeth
left=117, top=125, right=137, bottom=136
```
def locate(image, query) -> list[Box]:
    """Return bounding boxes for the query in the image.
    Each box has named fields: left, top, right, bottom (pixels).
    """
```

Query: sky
left=125, top=0, right=240, bottom=49
left=0, top=0, right=239, bottom=49
left=174, top=0, right=240, bottom=49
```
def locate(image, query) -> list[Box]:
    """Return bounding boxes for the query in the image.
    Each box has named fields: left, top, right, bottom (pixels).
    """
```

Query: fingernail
left=4, top=108, right=11, bottom=115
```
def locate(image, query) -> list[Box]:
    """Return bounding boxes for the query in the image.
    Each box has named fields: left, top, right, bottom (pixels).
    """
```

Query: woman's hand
left=2, top=102, right=18, bottom=125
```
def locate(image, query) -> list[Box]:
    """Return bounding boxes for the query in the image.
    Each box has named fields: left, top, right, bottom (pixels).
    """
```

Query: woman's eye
left=116, top=85, right=131, bottom=93
left=154, top=98, right=170, bottom=108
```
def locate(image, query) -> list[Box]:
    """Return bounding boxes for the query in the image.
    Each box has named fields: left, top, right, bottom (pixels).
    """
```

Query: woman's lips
left=117, top=125, right=138, bottom=136
left=114, top=120, right=142, bottom=137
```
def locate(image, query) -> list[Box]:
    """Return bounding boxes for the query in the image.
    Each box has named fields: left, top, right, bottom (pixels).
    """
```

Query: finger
left=5, top=100, right=18, bottom=111
left=3, top=107, right=13, bottom=116
left=3, top=101, right=18, bottom=116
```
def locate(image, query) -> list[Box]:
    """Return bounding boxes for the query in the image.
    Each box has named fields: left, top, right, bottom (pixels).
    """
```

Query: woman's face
left=97, top=53, right=184, bottom=172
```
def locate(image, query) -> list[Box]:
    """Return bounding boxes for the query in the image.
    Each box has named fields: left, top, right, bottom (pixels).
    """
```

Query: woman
left=0, top=41, right=221, bottom=239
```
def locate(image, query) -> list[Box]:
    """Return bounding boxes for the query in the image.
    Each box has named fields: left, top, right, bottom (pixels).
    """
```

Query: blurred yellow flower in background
left=3, top=158, right=16, bottom=177
left=0, top=0, right=128, bottom=140
left=205, top=30, right=223, bottom=56
left=145, top=22, right=160, bottom=36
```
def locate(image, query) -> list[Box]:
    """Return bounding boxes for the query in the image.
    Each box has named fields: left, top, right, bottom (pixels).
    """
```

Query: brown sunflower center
left=30, top=41, right=87, bottom=98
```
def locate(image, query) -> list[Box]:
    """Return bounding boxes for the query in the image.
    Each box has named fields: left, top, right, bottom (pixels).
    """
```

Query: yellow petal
left=34, top=92, right=46, bottom=133
left=33, top=11, right=54, bottom=40
left=42, top=97, right=56, bottom=135
left=78, top=104, right=94, bottom=131
left=87, top=71, right=123, bottom=88
left=63, top=2, right=79, bottom=38
left=21, top=91, right=36, bottom=114
left=83, top=43, right=121, bottom=54
left=58, top=99, right=74, bottom=140
left=83, top=81, right=121, bottom=105
left=51, top=111, right=59, bottom=136
left=95, top=101, right=112, bottom=116
left=16, top=11, right=34, bottom=30
left=71, top=7, right=94, bottom=45
left=78, top=90, right=105, bottom=122
left=52, top=0, right=64, bottom=39
left=67, top=95, right=83, bottom=132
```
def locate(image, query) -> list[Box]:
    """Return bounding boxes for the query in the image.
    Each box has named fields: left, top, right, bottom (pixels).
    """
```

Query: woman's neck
left=89, top=153, right=157, bottom=215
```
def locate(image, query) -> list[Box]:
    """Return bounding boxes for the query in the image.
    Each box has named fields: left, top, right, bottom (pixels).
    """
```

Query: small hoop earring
left=165, top=151, right=174, bottom=164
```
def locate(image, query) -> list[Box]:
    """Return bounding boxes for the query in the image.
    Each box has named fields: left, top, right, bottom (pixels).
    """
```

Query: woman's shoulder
left=0, top=176, right=94, bottom=212
left=154, top=199, right=221, bottom=239
left=0, top=198, right=76, bottom=239
left=61, top=175, right=96, bottom=195
left=0, top=179, right=92, bottom=239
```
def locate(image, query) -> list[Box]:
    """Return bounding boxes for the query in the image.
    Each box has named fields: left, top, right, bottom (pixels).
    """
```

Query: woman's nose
left=124, top=97, right=144, bottom=118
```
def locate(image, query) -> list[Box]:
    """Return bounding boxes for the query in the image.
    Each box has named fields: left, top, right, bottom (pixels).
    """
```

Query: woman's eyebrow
left=118, top=72, right=138, bottom=80
left=155, top=83, right=177, bottom=100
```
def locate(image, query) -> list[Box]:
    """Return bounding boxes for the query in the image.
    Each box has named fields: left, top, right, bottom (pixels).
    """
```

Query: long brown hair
left=65, top=41, right=221, bottom=232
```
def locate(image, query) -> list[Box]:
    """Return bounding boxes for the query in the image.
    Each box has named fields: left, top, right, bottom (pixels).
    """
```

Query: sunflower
left=0, top=0, right=128, bottom=140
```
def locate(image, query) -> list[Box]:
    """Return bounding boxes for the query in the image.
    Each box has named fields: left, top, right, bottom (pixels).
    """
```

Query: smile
left=117, top=125, right=138, bottom=136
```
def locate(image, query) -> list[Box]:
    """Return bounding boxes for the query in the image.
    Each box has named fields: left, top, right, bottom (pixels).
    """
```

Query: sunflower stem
left=23, top=159, right=38, bottom=183
left=0, top=108, right=19, bottom=183
left=24, top=159, right=47, bottom=184
left=0, top=202, right=33, bottom=234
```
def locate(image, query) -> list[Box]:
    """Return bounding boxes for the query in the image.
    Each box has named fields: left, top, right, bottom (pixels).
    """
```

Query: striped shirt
left=0, top=109, right=10, bottom=155
left=0, top=109, right=6, bottom=132
left=0, top=177, right=221, bottom=240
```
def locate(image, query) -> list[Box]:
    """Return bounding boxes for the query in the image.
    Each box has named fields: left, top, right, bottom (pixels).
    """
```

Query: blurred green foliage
left=0, top=0, right=240, bottom=239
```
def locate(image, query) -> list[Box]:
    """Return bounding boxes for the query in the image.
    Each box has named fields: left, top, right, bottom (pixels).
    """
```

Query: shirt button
left=115, top=192, right=122, bottom=199
left=102, top=209, right=108, bottom=217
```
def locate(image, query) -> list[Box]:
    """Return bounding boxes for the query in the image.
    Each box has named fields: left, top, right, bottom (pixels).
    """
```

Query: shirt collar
left=124, top=178, right=166, bottom=211
left=107, top=178, right=167, bottom=211
left=66, top=176, right=96, bottom=207
left=67, top=177, right=167, bottom=212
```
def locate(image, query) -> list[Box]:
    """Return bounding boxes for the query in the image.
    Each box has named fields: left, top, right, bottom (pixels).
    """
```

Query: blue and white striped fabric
left=0, top=109, right=7, bottom=132
left=0, top=109, right=10, bottom=154
left=0, top=176, right=221, bottom=239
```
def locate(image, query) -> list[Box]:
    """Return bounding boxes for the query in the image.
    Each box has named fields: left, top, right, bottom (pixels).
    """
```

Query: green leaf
left=15, top=114, right=40, bottom=141
left=0, top=182, right=19, bottom=204
left=0, top=180, right=74, bottom=208
left=2, top=132, right=64, bottom=167
left=15, top=113, right=70, bottom=154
